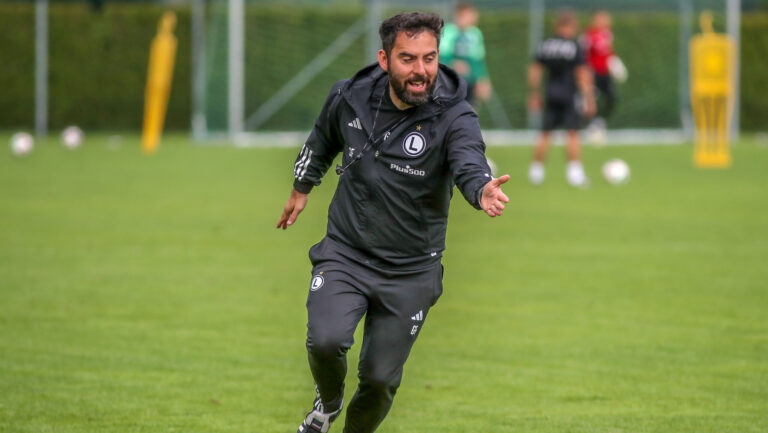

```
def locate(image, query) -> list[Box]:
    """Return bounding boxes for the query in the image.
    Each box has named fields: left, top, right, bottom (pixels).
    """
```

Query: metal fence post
left=35, top=0, right=48, bottom=138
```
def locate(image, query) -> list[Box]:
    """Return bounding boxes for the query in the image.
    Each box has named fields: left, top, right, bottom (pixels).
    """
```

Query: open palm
left=480, top=174, right=510, bottom=218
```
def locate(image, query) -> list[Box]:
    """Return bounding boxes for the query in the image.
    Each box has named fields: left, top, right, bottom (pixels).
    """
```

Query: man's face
left=455, top=8, right=478, bottom=29
left=593, top=12, right=611, bottom=30
left=378, top=30, right=439, bottom=107
left=557, top=20, right=578, bottom=39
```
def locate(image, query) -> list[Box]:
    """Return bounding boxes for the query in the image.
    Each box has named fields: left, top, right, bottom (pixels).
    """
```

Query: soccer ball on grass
left=61, top=126, right=84, bottom=150
left=602, top=159, right=630, bottom=185
left=10, top=132, right=34, bottom=156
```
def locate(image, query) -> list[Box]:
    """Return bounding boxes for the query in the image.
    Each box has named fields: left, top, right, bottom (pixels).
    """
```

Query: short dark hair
left=456, top=2, right=476, bottom=13
left=556, top=8, right=577, bottom=27
left=379, top=12, right=444, bottom=56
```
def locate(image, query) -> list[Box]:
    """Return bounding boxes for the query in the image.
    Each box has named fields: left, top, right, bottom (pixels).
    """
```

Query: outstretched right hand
left=276, top=188, right=309, bottom=230
left=480, top=174, right=511, bottom=218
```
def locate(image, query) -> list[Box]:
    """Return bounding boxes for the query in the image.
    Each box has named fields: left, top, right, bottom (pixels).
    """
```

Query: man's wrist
left=475, top=181, right=489, bottom=210
left=293, top=179, right=314, bottom=194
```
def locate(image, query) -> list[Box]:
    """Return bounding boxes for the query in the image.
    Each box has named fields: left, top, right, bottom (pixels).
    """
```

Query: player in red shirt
left=584, top=10, right=626, bottom=139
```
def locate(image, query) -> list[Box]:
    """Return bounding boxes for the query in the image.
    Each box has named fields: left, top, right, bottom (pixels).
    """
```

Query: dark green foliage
left=474, top=12, right=530, bottom=128
left=0, top=4, right=765, bottom=131
left=606, top=13, right=681, bottom=128
left=0, top=4, right=35, bottom=129
left=0, top=2, right=190, bottom=131
left=46, top=3, right=190, bottom=130
left=740, top=13, right=768, bottom=131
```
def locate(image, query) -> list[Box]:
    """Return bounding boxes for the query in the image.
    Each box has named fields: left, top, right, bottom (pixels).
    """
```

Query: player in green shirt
left=439, top=2, right=491, bottom=105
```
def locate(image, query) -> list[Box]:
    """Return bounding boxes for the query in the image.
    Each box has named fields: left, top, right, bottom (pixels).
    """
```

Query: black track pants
left=595, top=73, right=618, bottom=120
left=304, top=243, right=443, bottom=433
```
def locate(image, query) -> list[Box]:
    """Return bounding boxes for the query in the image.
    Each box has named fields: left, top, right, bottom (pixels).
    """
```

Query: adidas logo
left=347, top=117, right=362, bottom=130
left=411, top=310, right=423, bottom=321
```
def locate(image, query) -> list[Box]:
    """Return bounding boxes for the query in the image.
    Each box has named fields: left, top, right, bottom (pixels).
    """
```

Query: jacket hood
left=341, top=62, right=468, bottom=132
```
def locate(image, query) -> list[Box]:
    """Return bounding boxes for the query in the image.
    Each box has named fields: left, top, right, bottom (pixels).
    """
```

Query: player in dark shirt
left=527, top=9, right=595, bottom=187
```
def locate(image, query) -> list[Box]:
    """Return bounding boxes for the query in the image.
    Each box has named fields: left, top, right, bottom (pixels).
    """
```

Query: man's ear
left=377, top=49, right=388, bottom=72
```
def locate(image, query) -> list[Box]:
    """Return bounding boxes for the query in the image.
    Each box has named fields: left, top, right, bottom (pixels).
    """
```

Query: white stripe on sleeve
left=298, top=149, right=313, bottom=181
left=294, top=145, right=309, bottom=178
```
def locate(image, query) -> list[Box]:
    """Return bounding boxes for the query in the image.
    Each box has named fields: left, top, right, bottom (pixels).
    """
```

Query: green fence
left=0, top=3, right=766, bottom=131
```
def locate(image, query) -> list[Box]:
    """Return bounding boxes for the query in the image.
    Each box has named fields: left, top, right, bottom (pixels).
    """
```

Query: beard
left=388, top=64, right=435, bottom=107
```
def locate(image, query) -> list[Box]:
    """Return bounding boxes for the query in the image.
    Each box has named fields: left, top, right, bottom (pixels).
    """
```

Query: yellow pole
left=142, top=12, right=178, bottom=155
left=689, top=11, right=734, bottom=168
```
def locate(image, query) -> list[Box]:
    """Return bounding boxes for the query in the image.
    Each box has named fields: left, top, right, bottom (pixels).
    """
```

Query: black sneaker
left=297, top=390, right=342, bottom=433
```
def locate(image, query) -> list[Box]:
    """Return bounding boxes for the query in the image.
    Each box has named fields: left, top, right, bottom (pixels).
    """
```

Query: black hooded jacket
left=293, top=63, right=493, bottom=269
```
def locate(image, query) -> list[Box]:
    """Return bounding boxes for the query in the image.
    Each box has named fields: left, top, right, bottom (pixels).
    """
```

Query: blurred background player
left=527, top=9, right=595, bottom=187
left=439, top=2, right=491, bottom=105
left=584, top=10, right=626, bottom=142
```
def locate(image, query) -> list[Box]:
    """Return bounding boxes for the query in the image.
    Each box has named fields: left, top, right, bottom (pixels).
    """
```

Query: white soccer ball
left=602, top=159, right=630, bottom=185
left=61, top=125, right=84, bottom=150
left=10, top=132, right=34, bottom=156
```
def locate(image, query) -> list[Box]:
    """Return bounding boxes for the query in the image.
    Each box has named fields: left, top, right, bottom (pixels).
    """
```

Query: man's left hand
left=480, top=175, right=510, bottom=218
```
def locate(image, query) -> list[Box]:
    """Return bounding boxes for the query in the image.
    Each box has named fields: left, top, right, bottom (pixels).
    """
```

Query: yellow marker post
left=689, top=11, right=734, bottom=168
left=142, top=12, right=178, bottom=154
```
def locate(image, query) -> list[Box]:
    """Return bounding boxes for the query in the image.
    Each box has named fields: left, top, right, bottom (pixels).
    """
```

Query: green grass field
left=1, top=134, right=767, bottom=433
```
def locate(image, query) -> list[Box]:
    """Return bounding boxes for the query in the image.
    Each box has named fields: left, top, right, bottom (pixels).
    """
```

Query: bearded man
left=277, top=11, right=510, bottom=433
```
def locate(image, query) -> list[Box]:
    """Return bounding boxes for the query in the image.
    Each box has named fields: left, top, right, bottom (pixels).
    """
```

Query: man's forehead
left=391, top=30, right=438, bottom=54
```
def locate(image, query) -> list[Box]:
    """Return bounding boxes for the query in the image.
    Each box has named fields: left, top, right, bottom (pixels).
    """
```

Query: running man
left=277, top=11, right=510, bottom=433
